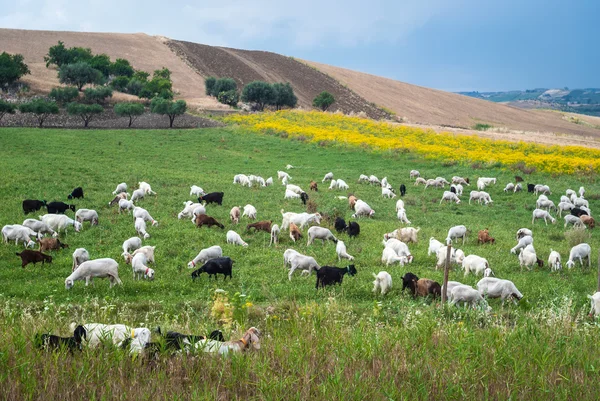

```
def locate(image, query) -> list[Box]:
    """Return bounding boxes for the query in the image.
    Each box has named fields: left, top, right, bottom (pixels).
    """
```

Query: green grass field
left=1, top=126, right=600, bottom=400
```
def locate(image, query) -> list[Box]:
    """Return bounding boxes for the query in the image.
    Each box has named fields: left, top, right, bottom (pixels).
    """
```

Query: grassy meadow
left=1, top=124, right=600, bottom=400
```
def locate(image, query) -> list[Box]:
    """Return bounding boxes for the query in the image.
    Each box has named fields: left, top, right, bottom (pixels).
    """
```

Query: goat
left=247, top=220, right=272, bottom=233
left=193, top=327, right=261, bottom=355
left=477, top=229, right=495, bottom=244
left=289, top=222, right=302, bottom=242
left=47, top=202, right=76, bottom=214
left=188, top=245, right=223, bottom=268
left=336, top=240, right=354, bottom=261
left=334, top=217, right=347, bottom=233
left=372, top=271, right=392, bottom=295
left=316, top=265, right=357, bottom=289
left=112, top=183, right=128, bottom=195
left=195, top=214, right=225, bottom=229
left=310, top=181, right=318, bottom=191
left=22, top=199, right=47, bottom=214
left=65, top=258, right=122, bottom=289
left=39, top=237, right=69, bottom=252
left=198, top=192, right=224, bottom=206
left=191, top=257, right=233, bottom=280
left=67, top=187, right=84, bottom=199
left=566, top=243, right=591, bottom=269
left=72, top=248, right=89, bottom=271
left=16, top=250, right=52, bottom=268
left=226, top=230, right=248, bottom=246
left=270, top=224, right=280, bottom=246
left=307, top=226, right=338, bottom=246
left=35, top=325, right=86, bottom=353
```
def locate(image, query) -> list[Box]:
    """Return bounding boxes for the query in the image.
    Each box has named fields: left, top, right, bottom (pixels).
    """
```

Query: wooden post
left=442, top=242, right=452, bottom=304
left=597, top=251, right=600, bottom=293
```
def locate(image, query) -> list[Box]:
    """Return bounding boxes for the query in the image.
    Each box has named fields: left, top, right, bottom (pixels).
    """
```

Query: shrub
left=110, top=58, right=134, bottom=78
left=312, top=91, right=335, bottom=111
left=0, top=52, right=30, bottom=89
left=83, top=86, right=113, bottom=105
left=150, top=97, right=187, bottom=128
left=114, top=102, right=145, bottom=128
left=88, top=54, right=112, bottom=77
left=140, top=68, right=173, bottom=100
left=473, top=123, right=493, bottom=131
left=272, top=83, right=297, bottom=110
left=18, top=99, right=59, bottom=127
left=564, top=227, right=591, bottom=247
left=205, top=77, right=216, bottom=96
left=217, top=90, right=239, bottom=107
left=66, top=102, right=103, bottom=128
left=241, top=81, right=275, bottom=111
left=110, top=76, right=130, bottom=92
left=125, top=79, right=145, bottom=96
left=49, top=86, right=79, bottom=105
left=58, top=62, right=103, bottom=91
left=0, top=100, right=17, bottom=123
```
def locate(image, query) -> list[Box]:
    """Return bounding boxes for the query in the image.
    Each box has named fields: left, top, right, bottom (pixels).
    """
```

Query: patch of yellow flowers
left=225, top=110, right=600, bottom=175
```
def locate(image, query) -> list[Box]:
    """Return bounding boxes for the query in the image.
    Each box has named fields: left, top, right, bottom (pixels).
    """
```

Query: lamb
left=135, top=217, right=150, bottom=239
left=477, top=229, right=495, bottom=244
left=316, top=265, right=357, bottom=289
left=547, top=249, right=562, bottom=271
left=558, top=201, right=575, bottom=217
left=75, top=209, right=99, bottom=226
left=22, top=199, right=47, bottom=214
left=289, top=222, right=302, bottom=242
left=39, top=237, right=69, bottom=252
left=372, top=271, right=392, bottom=295
left=131, top=253, right=154, bottom=280
left=40, top=215, right=83, bottom=234
left=226, top=230, right=248, bottom=247
left=531, top=209, right=556, bottom=225
left=121, top=237, right=142, bottom=259
left=476, top=177, right=496, bottom=190
left=138, top=181, right=156, bottom=195
left=335, top=240, right=354, bottom=261
left=381, top=246, right=408, bottom=266
left=72, top=248, right=89, bottom=271
left=130, top=188, right=146, bottom=203
left=462, top=255, right=491, bottom=276
left=588, top=292, right=600, bottom=317
left=477, top=277, right=523, bottom=304
left=352, top=200, right=375, bottom=218
left=328, top=179, right=338, bottom=190
left=192, top=327, right=261, bottom=355
left=112, top=183, right=128, bottom=195
left=270, top=224, right=280, bottom=246
left=580, top=215, right=595, bottom=229
left=15, top=250, right=52, bottom=268
left=534, top=184, right=551, bottom=195
left=242, top=204, right=257, bottom=220
left=424, top=178, right=444, bottom=189
left=518, top=245, right=537, bottom=271
left=195, top=214, right=225, bottom=229
left=381, top=177, right=390, bottom=188
left=65, top=258, right=122, bottom=289
left=414, top=177, right=427, bottom=186
left=428, top=237, right=444, bottom=256
left=67, top=187, right=84, bottom=199
left=177, top=201, right=201, bottom=219
left=285, top=189, right=301, bottom=200
left=450, top=285, right=490, bottom=310
left=382, top=187, right=396, bottom=198
left=133, top=207, right=158, bottom=226
left=504, top=183, right=515, bottom=192
left=247, top=220, right=272, bottom=233
left=22, top=219, right=58, bottom=238
left=307, top=226, right=338, bottom=246
left=281, top=175, right=289, bottom=186
left=118, top=199, right=134, bottom=214
left=288, top=254, right=320, bottom=280
left=566, top=243, right=591, bottom=269
left=410, top=170, right=420, bottom=179
left=446, top=225, right=467, bottom=245
left=280, top=209, right=322, bottom=230
left=2, top=225, right=39, bottom=248
left=188, top=245, right=223, bottom=268
left=198, top=192, right=224, bottom=206
left=440, top=191, right=460, bottom=205
left=510, top=235, right=533, bottom=254
left=564, top=214, right=585, bottom=228
left=46, top=201, right=76, bottom=214
left=369, top=175, right=381, bottom=186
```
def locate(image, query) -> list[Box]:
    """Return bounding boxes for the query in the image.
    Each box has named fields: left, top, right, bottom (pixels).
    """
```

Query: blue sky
left=2, top=0, right=598, bottom=91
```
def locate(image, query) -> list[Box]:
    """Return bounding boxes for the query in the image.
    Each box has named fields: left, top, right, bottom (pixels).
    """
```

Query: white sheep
left=436, top=246, right=463, bottom=269
left=65, top=258, right=122, bottom=289
left=452, top=176, right=469, bottom=186
left=369, top=175, right=381, bottom=186
left=76, top=323, right=150, bottom=351
left=477, top=277, right=523, bottom=305
left=188, top=245, right=223, bottom=268
left=286, top=184, right=304, bottom=194
left=414, top=177, right=427, bottom=186
left=22, top=219, right=58, bottom=238
left=131, top=245, right=156, bottom=264
left=382, top=238, right=413, bottom=262
left=283, top=249, right=301, bottom=268
left=381, top=246, right=408, bottom=266
left=410, top=170, right=420, bottom=179
left=2, top=225, right=37, bottom=248
left=531, top=209, right=556, bottom=225
left=566, top=243, right=591, bottom=269
left=534, top=184, right=551, bottom=195
left=138, top=181, right=156, bottom=195
left=121, top=237, right=142, bottom=259
left=395, top=199, right=405, bottom=211
left=178, top=201, right=201, bottom=219
left=72, top=248, right=90, bottom=271
left=396, top=208, right=411, bottom=224
left=510, top=235, right=533, bottom=254
left=476, top=177, right=496, bottom=190
left=588, top=292, right=600, bottom=317
left=564, top=215, right=585, bottom=229
left=442, top=281, right=465, bottom=299
left=134, top=217, right=150, bottom=239
left=537, top=199, right=556, bottom=212
left=548, top=249, right=562, bottom=271
left=462, top=255, right=491, bottom=277
left=518, top=246, right=537, bottom=271
left=352, top=200, right=375, bottom=218
left=230, top=206, right=241, bottom=224
left=118, top=199, right=134, bottom=214
left=40, top=214, right=82, bottom=233
left=336, top=179, right=349, bottom=190
left=112, top=183, right=128, bottom=195
left=440, top=191, right=460, bottom=205
left=469, top=191, right=492, bottom=205
left=130, top=188, right=145, bottom=203
left=446, top=225, right=467, bottom=245
left=322, top=172, right=334, bottom=182
left=504, top=183, right=515, bottom=192
left=280, top=210, right=322, bottom=230
left=384, top=227, right=420, bottom=243
left=516, top=228, right=533, bottom=240
left=307, top=226, right=337, bottom=246
left=428, top=237, right=444, bottom=256
left=574, top=197, right=589, bottom=208
left=372, top=271, right=392, bottom=295
left=75, top=209, right=99, bottom=226
left=226, top=230, right=248, bottom=247
left=288, top=254, right=320, bottom=280
left=514, top=183, right=522, bottom=192
left=450, top=285, right=490, bottom=310
left=328, top=179, right=338, bottom=190
left=281, top=175, right=289, bottom=186
left=233, top=174, right=252, bottom=187
left=265, top=177, right=273, bottom=186
left=579, top=186, right=586, bottom=198
left=242, top=204, right=257, bottom=220
left=358, top=174, right=369, bottom=183
left=285, top=189, right=301, bottom=200
left=131, top=253, right=154, bottom=280
left=278, top=171, right=292, bottom=181
left=557, top=201, right=575, bottom=217
left=270, top=224, right=280, bottom=246
left=336, top=240, right=354, bottom=261
left=190, top=185, right=205, bottom=197
left=424, top=178, right=444, bottom=189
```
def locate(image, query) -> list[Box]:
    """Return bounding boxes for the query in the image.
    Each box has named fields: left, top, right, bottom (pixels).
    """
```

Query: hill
left=1, top=28, right=600, bottom=138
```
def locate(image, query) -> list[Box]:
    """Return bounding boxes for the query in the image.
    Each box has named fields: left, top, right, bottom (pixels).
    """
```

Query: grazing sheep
left=513, top=183, right=523, bottom=192
left=382, top=238, right=413, bottom=262
left=316, top=265, right=357, bottom=289
left=477, top=277, right=523, bottom=305
left=39, top=237, right=69, bottom=252
left=247, top=221, right=272, bottom=234
left=178, top=201, right=202, bottom=219
left=564, top=214, right=585, bottom=229
left=133, top=207, right=158, bottom=226
left=450, top=285, right=490, bottom=310
left=46, top=202, right=76, bottom=214
left=65, top=258, right=122, bottom=289
left=135, top=217, right=150, bottom=239
left=226, top=230, right=248, bottom=247
left=285, top=189, right=301, bottom=200
left=358, top=174, right=369, bottom=183
left=328, top=179, right=338, bottom=190
left=2, top=225, right=38, bottom=248
left=477, top=229, right=495, bottom=244
left=131, top=246, right=156, bottom=264
left=15, top=250, right=52, bottom=268
left=288, top=254, right=320, bottom=280
left=118, top=199, right=134, bottom=214
left=35, top=325, right=86, bottom=353
left=76, top=324, right=150, bottom=350
left=452, top=176, right=469, bottom=186
left=242, top=204, right=257, bottom=220
left=414, top=177, right=427, bottom=186
left=503, top=183, right=515, bottom=192
left=265, top=177, right=273, bottom=186
left=138, top=181, right=156, bottom=195
left=428, top=237, right=444, bottom=256
left=130, top=188, right=146, bottom=203
left=381, top=246, right=408, bottom=266
left=348, top=195, right=358, bottom=210
left=72, top=248, right=89, bottom=271
left=22, top=199, right=47, bottom=214
left=336, top=240, right=354, bottom=261
left=188, top=245, right=223, bottom=268
left=435, top=246, right=462, bottom=269
left=22, top=219, right=58, bottom=238
left=532, top=209, right=556, bottom=225
left=424, top=178, right=444, bottom=189
left=336, top=179, right=349, bottom=190
left=40, top=215, right=82, bottom=233
left=395, top=199, right=405, bottom=212
left=516, top=228, right=533, bottom=240
left=307, top=226, right=338, bottom=246
left=67, top=187, right=84, bottom=200
left=510, top=235, right=533, bottom=254
left=112, top=183, right=128, bottom=195
left=382, top=187, right=396, bottom=198
left=558, top=201, right=575, bottom=217
left=109, top=193, right=130, bottom=207
left=396, top=208, right=411, bottom=224
left=192, top=327, right=260, bottom=355
left=548, top=249, right=562, bottom=271
left=579, top=186, right=586, bottom=198
left=334, top=217, right=347, bottom=233
left=347, top=222, right=360, bottom=237
left=469, top=191, right=493, bottom=205
left=566, top=243, right=591, bottom=269
left=369, top=175, right=381, bottom=186
left=283, top=249, right=301, bottom=268
left=518, top=245, right=538, bottom=271
left=233, top=174, right=251, bottom=187
left=372, top=271, right=392, bottom=295
left=385, top=227, right=420, bottom=243
left=230, top=206, right=241, bottom=224
left=195, top=214, right=225, bottom=229
left=322, top=172, right=334, bottom=183
left=75, top=209, right=99, bottom=226
left=191, top=257, right=234, bottom=281
left=534, top=184, right=551, bottom=195
left=351, top=200, right=375, bottom=218
left=446, top=225, right=467, bottom=245
left=286, top=184, right=304, bottom=195
left=190, top=185, right=205, bottom=197
left=198, top=192, right=224, bottom=206
left=462, top=255, right=491, bottom=277
left=131, top=253, right=154, bottom=280
left=280, top=210, right=322, bottom=230
left=440, top=191, right=460, bottom=205
left=410, top=170, right=420, bottom=179
left=289, top=222, right=302, bottom=242
left=121, top=237, right=142, bottom=259
left=405, top=277, right=441, bottom=299
left=270, top=224, right=280, bottom=246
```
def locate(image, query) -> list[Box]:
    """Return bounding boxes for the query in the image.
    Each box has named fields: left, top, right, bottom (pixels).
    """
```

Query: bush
left=140, top=68, right=173, bottom=100
left=313, top=91, right=335, bottom=111
left=0, top=52, right=30, bottom=89
left=205, top=77, right=216, bottom=96
left=241, top=81, right=274, bottom=111
left=0, top=100, right=17, bottom=123
left=18, top=99, right=59, bottom=127
left=217, top=90, right=239, bottom=107
left=58, top=62, right=103, bottom=91
left=473, top=123, right=493, bottom=131
left=66, top=102, right=103, bottom=128
left=110, top=58, right=134, bottom=78
left=564, top=227, right=591, bottom=247
left=214, top=78, right=237, bottom=96
left=150, top=97, right=187, bottom=128
left=114, top=102, right=145, bottom=128
left=272, top=83, right=297, bottom=110
left=110, top=76, right=130, bottom=92
left=83, top=86, right=113, bottom=105
left=89, top=54, right=112, bottom=77
left=125, top=79, right=145, bottom=96
left=49, top=86, right=79, bottom=105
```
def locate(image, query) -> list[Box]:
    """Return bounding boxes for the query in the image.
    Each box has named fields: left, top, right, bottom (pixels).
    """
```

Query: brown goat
left=247, top=220, right=272, bottom=233
left=310, top=181, right=318, bottom=192
left=514, top=175, right=524, bottom=182
left=289, top=222, right=302, bottom=242
left=16, top=250, right=52, bottom=268
left=581, top=215, right=595, bottom=229
left=195, top=214, right=225, bottom=229
left=39, top=238, right=69, bottom=252
left=477, top=229, right=495, bottom=244
left=415, top=279, right=442, bottom=298
left=348, top=195, right=358, bottom=210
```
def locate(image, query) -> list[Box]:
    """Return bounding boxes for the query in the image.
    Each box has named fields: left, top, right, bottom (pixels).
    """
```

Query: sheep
left=289, top=222, right=302, bottom=242
left=410, top=170, right=420, bottom=179
left=469, top=191, right=493, bottom=205
left=358, top=174, right=369, bottom=183
left=446, top=225, right=467, bottom=245
left=537, top=199, right=556, bottom=212
left=440, top=191, right=460, bottom=205
left=574, top=197, right=589, bottom=208
left=579, top=186, right=586, bottom=198
left=233, top=174, right=251, bottom=187
left=316, top=265, right=357, bottom=289
left=112, top=183, right=128, bottom=195
left=65, top=258, right=122, bottom=289
left=428, top=237, right=444, bottom=256
left=230, top=206, right=241, bottom=224
left=477, top=277, right=523, bottom=305
left=566, top=243, right=591, bottom=269
left=518, top=245, right=537, bottom=271
left=242, top=204, right=257, bottom=220
left=178, top=201, right=202, bottom=219
left=514, top=183, right=523, bottom=192
left=435, top=246, right=463, bottom=269
left=40, top=215, right=82, bottom=233
left=67, top=187, right=84, bottom=200
left=130, top=252, right=154, bottom=280
left=280, top=210, right=322, bottom=230
left=39, top=237, right=69, bottom=252
left=22, top=219, right=58, bottom=238
left=385, top=227, right=420, bottom=243
left=372, top=271, right=392, bottom=295
left=381, top=176, right=390, bottom=188
left=245, top=221, right=271, bottom=234
left=286, top=184, right=304, bottom=194
left=382, top=187, right=396, bottom=198
left=131, top=246, right=156, bottom=264
left=534, top=184, right=551, bottom=195
left=2, top=225, right=40, bottom=248
left=396, top=208, right=411, bottom=224
left=22, top=199, right=47, bottom=214
left=117, top=199, right=134, bottom=214
left=381, top=246, right=408, bottom=266
left=405, top=277, right=442, bottom=299
left=195, top=214, right=225, bottom=229
left=283, top=249, right=301, bottom=268
left=226, top=230, right=248, bottom=247
left=557, top=201, right=575, bottom=217
left=121, top=237, right=142, bottom=259
left=452, top=184, right=464, bottom=196
left=188, top=246, right=223, bottom=268
left=414, top=177, right=427, bottom=186
left=581, top=215, right=595, bottom=229
left=307, top=227, right=338, bottom=246
left=564, top=214, right=585, bottom=229
left=532, top=209, right=556, bottom=225
left=138, top=181, right=156, bottom=195
left=462, top=255, right=491, bottom=276
left=336, top=240, right=354, bottom=261
left=516, top=228, right=533, bottom=240
left=288, top=254, right=320, bottom=280
left=476, top=177, right=496, bottom=190
left=588, top=292, right=600, bottom=317
left=75, top=209, right=99, bottom=226
left=328, top=179, right=339, bottom=190
left=198, top=192, right=224, bottom=206
left=369, top=175, right=381, bottom=186
left=109, top=193, right=130, bottom=207
left=131, top=207, right=158, bottom=226
left=452, top=176, right=469, bottom=186
left=548, top=249, right=562, bottom=271
left=510, top=235, right=533, bottom=254
left=476, top=229, right=495, bottom=245
left=71, top=248, right=90, bottom=271
left=265, top=177, right=273, bottom=186
left=282, top=175, right=289, bottom=186
left=285, top=189, right=301, bottom=200
left=334, top=217, right=347, bottom=233
left=135, top=217, right=150, bottom=239
left=571, top=207, right=589, bottom=218
left=46, top=202, right=76, bottom=214
left=15, top=250, right=52, bottom=268
left=395, top=199, right=405, bottom=212
left=352, top=200, right=375, bottom=218
left=382, top=238, right=413, bottom=262
left=192, top=327, right=261, bottom=355
left=424, top=178, right=444, bottom=189
left=130, top=188, right=146, bottom=203
left=450, top=285, right=490, bottom=310
left=503, top=183, right=515, bottom=192
left=322, top=172, right=334, bottom=182
left=189, top=185, right=205, bottom=197
left=270, top=224, right=280, bottom=246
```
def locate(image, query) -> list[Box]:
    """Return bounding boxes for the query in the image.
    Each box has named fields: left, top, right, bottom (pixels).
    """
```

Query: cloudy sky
left=2, top=0, right=598, bottom=91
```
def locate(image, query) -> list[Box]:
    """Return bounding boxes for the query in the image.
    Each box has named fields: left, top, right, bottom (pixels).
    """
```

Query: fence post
left=442, top=242, right=451, bottom=304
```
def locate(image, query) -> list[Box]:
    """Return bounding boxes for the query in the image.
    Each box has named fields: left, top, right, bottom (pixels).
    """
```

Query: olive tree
left=114, top=102, right=145, bottom=128
left=150, top=97, right=187, bottom=128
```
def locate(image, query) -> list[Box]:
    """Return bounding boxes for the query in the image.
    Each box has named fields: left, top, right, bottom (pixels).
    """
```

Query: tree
left=49, top=86, right=79, bottom=105
left=110, top=58, right=134, bottom=78
left=205, top=77, right=216, bottom=96
left=213, top=78, right=237, bottom=96
left=89, top=54, right=112, bottom=77
left=0, top=52, right=30, bottom=89
left=140, top=68, right=173, bottom=99
left=58, top=62, right=103, bottom=91
left=0, top=100, right=17, bottom=124
left=217, top=90, right=239, bottom=107
left=110, top=76, right=130, bottom=92
left=114, top=102, right=144, bottom=128
left=241, top=81, right=275, bottom=111
left=272, top=83, right=297, bottom=110
left=66, top=102, right=103, bottom=128
left=150, top=97, right=186, bottom=128
left=125, top=79, right=145, bottom=96
left=19, top=99, right=59, bottom=127
left=44, top=41, right=93, bottom=68
left=84, top=86, right=113, bottom=104
left=313, top=91, right=335, bottom=111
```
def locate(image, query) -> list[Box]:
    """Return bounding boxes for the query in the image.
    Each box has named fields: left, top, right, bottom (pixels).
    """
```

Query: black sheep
left=22, top=199, right=46, bottom=214
left=334, top=217, right=347, bottom=233
left=316, top=264, right=357, bottom=289
left=400, top=184, right=406, bottom=197
left=198, top=192, right=224, bottom=206
left=68, top=187, right=84, bottom=199
left=47, top=201, right=76, bottom=214
left=191, top=257, right=233, bottom=280
left=347, top=222, right=360, bottom=237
